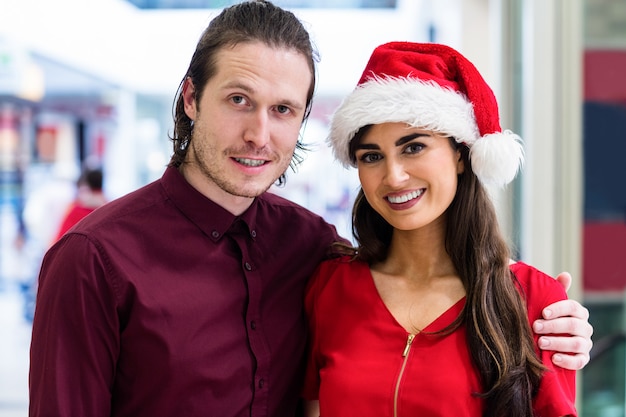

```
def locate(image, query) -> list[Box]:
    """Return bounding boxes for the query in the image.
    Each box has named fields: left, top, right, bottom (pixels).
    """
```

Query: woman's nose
left=383, top=159, right=409, bottom=187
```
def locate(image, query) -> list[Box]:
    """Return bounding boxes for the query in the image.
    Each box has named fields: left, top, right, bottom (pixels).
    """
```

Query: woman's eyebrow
left=355, top=132, right=431, bottom=151
left=395, top=132, right=429, bottom=146
left=354, top=143, right=379, bottom=151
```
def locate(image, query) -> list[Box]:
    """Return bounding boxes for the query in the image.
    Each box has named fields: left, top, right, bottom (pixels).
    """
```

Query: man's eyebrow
left=223, top=81, right=253, bottom=93
left=222, top=81, right=305, bottom=110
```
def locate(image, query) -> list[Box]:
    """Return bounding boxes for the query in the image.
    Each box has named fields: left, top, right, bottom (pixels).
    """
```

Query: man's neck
left=178, top=165, right=255, bottom=216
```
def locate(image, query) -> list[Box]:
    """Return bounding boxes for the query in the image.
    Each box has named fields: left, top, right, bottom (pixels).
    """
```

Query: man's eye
left=276, top=105, right=290, bottom=114
left=231, top=95, right=246, bottom=105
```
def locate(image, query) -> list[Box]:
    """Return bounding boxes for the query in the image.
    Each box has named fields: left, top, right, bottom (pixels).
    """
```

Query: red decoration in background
left=584, top=222, right=626, bottom=292
left=35, top=125, right=58, bottom=162
left=584, top=50, right=626, bottom=105
left=583, top=50, right=626, bottom=292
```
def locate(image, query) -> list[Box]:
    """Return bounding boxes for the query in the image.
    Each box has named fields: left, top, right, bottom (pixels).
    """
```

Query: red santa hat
left=329, top=41, right=524, bottom=187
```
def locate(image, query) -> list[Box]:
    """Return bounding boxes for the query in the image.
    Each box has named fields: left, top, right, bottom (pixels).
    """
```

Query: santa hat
left=328, top=41, right=524, bottom=187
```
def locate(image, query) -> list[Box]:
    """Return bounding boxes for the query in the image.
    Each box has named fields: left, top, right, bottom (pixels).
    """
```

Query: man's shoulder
left=72, top=179, right=167, bottom=232
left=257, top=192, right=330, bottom=223
left=255, top=191, right=348, bottom=246
left=258, top=191, right=313, bottom=210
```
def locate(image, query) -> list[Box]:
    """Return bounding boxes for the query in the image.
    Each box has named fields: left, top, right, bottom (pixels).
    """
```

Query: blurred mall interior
left=1, top=0, right=625, bottom=415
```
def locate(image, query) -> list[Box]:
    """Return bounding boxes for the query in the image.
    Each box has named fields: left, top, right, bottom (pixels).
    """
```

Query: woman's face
left=354, top=123, right=464, bottom=232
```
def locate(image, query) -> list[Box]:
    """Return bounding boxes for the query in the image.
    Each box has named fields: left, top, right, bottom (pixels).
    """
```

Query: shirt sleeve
left=512, top=262, right=578, bottom=417
left=301, top=262, right=327, bottom=401
left=29, top=233, right=120, bottom=417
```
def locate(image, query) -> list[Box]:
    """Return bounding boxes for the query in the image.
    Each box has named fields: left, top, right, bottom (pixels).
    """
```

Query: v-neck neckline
left=361, top=261, right=466, bottom=335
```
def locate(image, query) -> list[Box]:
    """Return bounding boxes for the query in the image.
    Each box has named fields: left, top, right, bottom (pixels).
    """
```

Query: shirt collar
left=160, top=166, right=258, bottom=242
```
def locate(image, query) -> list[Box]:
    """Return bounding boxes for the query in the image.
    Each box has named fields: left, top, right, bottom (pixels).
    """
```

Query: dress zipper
left=393, top=333, right=415, bottom=417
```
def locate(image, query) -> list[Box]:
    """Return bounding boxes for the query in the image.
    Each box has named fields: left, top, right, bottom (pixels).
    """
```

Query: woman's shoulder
left=318, top=255, right=366, bottom=273
left=308, top=256, right=367, bottom=291
left=509, top=261, right=567, bottom=302
left=509, top=261, right=553, bottom=281
left=305, top=256, right=369, bottom=313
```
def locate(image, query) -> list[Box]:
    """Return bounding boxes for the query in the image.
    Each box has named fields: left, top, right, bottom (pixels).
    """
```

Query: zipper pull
left=402, top=334, right=415, bottom=357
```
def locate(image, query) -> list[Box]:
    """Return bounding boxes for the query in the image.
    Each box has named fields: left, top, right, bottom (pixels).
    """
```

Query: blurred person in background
left=28, top=2, right=592, bottom=417
left=54, top=164, right=107, bottom=241
left=22, top=163, right=76, bottom=251
left=18, top=162, right=106, bottom=322
left=18, top=161, right=77, bottom=321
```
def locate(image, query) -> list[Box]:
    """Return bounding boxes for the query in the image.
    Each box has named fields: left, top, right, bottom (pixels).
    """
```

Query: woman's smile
left=386, top=189, right=425, bottom=205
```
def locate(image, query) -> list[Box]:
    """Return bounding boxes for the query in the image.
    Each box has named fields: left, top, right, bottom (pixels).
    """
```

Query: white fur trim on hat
left=328, top=76, right=524, bottom=187
left=329, top=76, right=480, bottom=168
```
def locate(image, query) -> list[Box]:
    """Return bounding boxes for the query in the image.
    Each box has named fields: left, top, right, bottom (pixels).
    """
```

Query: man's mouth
left=234, top=157, right=267, bottom=167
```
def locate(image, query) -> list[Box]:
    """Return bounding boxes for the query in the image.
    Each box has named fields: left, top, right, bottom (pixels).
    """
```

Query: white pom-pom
left=469, top=130, right=524, bottom=187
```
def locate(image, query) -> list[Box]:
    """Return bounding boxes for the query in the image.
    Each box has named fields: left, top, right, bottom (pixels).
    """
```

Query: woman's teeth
left=387, top=189, right=423, bottom=204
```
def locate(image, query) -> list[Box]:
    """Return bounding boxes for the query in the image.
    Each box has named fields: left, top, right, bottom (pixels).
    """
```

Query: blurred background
left=0, top=0, right=624, bottom=415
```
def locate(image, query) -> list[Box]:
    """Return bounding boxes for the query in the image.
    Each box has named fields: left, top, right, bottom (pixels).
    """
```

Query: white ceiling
left=0, top=0, right=461, bottom=97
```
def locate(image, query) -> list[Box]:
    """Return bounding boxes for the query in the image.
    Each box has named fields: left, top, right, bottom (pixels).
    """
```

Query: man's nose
left=243, top=110, right=270, bottom=148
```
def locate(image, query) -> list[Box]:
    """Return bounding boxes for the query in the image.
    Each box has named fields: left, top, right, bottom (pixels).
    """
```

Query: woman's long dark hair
left=342, top=126, right=545, bottom=417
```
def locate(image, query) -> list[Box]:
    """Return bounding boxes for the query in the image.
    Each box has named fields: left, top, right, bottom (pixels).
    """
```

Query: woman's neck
left=378, top=220, right=456, bottom=283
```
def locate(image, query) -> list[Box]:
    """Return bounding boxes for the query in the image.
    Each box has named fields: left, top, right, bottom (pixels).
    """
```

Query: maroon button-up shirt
left=29, top=167, right=343, bottom=417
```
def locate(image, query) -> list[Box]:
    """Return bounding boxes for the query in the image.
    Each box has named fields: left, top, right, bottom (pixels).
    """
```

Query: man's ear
left=182, top=77, right=197, bottom=120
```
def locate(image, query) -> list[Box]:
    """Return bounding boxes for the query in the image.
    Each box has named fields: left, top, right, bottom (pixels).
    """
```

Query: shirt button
left=250, top=321, right=256, bottom=330
left=211, top=230, right=220, bottom=238
left=250, top=230, right=257, bottom=238
left=244, top=262, right=252, bottom=271
left=258, top=379, right=265, bottom=388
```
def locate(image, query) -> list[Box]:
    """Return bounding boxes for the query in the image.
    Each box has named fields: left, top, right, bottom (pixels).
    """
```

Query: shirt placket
left=231, top=224, right=270, bottom=417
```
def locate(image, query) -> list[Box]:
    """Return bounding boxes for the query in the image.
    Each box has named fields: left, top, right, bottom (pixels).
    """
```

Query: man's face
left=181, top=41, right=312, bottom=213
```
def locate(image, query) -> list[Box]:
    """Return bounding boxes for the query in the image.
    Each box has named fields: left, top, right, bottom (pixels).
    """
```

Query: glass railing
left=583, top=300, right=626, bottom=417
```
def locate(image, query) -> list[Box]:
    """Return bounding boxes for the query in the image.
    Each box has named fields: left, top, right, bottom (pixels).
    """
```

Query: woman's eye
left=405, top=143, right=424, bottom=154
left=359, top=152, right=382, bottom=163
